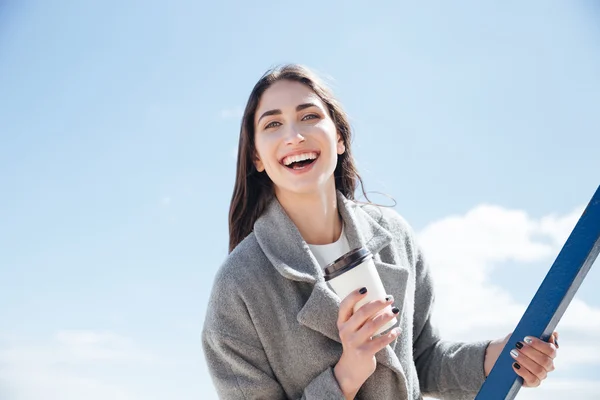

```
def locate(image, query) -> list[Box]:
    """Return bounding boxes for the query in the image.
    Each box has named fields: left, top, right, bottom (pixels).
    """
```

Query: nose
left=283, top=124, right=305, bottom=145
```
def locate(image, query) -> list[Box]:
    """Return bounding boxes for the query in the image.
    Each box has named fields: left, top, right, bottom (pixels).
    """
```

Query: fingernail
left=555, top=339, right=559, bottom=349
left=514, top=362, right=521, bottom=370
left=510, top=349, right=519, bottom=358
left=515, top=341, right=523, bottom=349
left=385, top=295, right=394, bottom=302
left=359, top=287, right=367, bottom=294
left=524, top=337, right=533, bottom=344
left=392, top=307, right=400, bottom=314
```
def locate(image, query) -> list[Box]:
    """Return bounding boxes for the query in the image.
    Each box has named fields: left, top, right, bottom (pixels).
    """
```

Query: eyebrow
left=256, top=103, right=319, bottom=125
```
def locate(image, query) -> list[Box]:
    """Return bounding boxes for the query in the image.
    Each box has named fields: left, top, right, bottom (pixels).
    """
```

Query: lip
left=283, top=155, right=319, bottom=175
left=278, top=149, right=321, bottom=165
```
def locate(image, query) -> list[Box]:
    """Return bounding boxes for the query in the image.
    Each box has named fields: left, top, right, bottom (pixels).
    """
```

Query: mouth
left=280, top=151, right=320, bottom=170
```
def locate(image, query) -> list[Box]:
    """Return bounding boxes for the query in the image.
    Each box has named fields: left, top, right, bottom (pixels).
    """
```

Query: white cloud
left=0, top=330, right=154, bottom=400
left=516, top=379, right=600, bottom=400
left=559, top=298, right=600, bottom=334
left=0, top=367, right=133, bottom=400
left=417, top=203, right=600, bottom=398
left=219, top=107, right=244, bottom=119
left=418, top=203, right=597, bottom=336
left=425, top=379, right=600, bottom=400
left=55, top=330, right=154, bottom=363
left=537, top=207, right=586, bottom=247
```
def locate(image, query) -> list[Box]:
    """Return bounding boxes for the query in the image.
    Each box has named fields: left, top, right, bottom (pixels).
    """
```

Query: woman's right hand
left=333, top=287, right=400, bottom=399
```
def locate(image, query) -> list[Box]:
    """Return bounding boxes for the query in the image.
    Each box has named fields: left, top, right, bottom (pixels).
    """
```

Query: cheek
left=254, top=137, right=277, bottom=167
left=319, top=120, right=339, bottom=144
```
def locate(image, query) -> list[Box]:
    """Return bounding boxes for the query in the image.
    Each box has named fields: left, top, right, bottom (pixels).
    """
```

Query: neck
left=275, top=181, right=342, bottom=245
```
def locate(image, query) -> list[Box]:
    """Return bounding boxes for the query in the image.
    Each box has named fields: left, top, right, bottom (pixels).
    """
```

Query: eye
left=264, top=121, right=281, bottom=129
left=302, top=113, right=320, bottom=121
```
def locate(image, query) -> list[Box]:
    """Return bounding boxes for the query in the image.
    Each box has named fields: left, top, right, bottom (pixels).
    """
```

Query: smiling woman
left=227, top=66, right=367, bottom=251
left=201, top=64, right=559, bottom=400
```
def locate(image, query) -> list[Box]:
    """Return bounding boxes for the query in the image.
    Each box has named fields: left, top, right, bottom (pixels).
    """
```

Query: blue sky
left=1, top=1, right=599, bottom=399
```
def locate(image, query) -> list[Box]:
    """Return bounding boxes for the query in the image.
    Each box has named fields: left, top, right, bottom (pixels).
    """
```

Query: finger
left=549, top=331, right=559, bottom=349
left=513, top=341, right=555, bottom=372
left=345, top=296, right=394, bottom=333
left=365, top=327, right=401, bottom=354
left=510, top=348, right=550, bottom=382
left=338, top=287, right=369, bottom=325
left=355, top=306, right=400, bottom=343
left=513, top=362, right=541, bottom=388
left=523, top=336, right=558, bottom=359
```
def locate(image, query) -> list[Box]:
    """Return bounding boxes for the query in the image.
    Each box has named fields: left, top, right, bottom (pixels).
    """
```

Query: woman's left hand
left=484, top=331, right=559, bottom=387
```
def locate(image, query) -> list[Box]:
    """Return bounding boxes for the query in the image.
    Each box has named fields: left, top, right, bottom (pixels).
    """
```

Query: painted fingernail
left=524, top=337, right=533, bottom=344
left=385, top=295, right=394, bottom=302
left=555, top=339, right=559, bottom=349
left=392, top=307, right=400, bottom=314
left=359, top=287, right=367, bottom=294
left=510, top=349, right=519, bottom=358
left=515, top=341, right=523, bottom=349
left=514, top=362, right=521, bottom=370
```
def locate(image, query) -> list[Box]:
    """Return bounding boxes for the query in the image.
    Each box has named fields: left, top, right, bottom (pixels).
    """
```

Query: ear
left=337, top=134, right=346, bottom=155
left=254, top=155, right=265, bottom=172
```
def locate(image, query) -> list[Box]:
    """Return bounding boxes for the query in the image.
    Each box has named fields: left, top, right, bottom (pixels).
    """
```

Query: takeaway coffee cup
left=324, top=247, right=397, bottom=336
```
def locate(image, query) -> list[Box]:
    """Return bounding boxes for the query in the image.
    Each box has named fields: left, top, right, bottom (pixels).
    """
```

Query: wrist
left=333, top=359, right=360, bottom=400
left=483, top=339, right=500, bottom=377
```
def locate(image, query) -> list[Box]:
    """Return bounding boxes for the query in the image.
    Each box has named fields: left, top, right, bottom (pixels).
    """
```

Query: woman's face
left=253, top=80, right=345, bottom=197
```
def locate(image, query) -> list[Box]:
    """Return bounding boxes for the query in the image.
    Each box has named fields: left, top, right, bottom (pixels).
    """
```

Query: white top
left=307, top=225, right=351, bottom=269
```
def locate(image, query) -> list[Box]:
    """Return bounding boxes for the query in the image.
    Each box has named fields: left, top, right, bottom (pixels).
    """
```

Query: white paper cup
left=324, top=247, right=397, bottom=336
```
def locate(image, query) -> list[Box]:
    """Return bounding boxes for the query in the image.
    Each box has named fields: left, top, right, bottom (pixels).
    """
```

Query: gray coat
left=202, top=192, right=490, bottom=399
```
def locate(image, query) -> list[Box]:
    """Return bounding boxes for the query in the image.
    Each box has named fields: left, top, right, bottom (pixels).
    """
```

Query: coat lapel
left=296, top=280, right=341, bottom=342
left=254, top=191, right=410, bottom=377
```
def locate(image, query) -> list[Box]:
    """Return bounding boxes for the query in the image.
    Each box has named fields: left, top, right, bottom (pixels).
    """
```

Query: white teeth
left=282, top=152, right=318, bottom=166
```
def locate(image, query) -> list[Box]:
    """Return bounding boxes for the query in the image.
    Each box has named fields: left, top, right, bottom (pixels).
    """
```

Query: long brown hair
left=228, top=64, right=368, bottom=253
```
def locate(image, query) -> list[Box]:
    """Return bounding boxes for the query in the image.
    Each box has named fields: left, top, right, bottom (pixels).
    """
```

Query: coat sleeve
left=202, top=329, right=345, bottom=400
left=201, top=263, right=346, bottom=400
left=411, top=240, right=492, bottom=400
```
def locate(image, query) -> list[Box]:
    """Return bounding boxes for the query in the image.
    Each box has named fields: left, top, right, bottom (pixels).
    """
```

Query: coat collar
left=254, top=191, right=394, bottom=283
left=254, top=191, right=410, bottom=379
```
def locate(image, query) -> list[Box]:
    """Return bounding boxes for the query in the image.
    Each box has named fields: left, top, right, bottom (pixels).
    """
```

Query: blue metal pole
left=475, top=185, right=600, bottom=400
